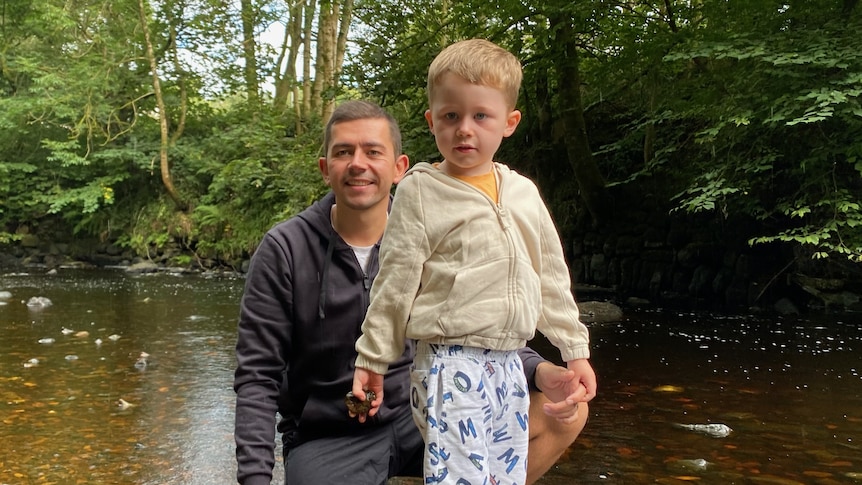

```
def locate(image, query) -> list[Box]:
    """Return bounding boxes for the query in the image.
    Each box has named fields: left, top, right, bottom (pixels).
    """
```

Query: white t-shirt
left=351, top=244, right=374, bottom=274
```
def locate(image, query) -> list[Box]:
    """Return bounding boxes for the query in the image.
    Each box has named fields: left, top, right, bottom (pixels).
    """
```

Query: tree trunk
left=333, top=0, right=353, bottom=81
left=313, top=0, right=335, bottom=117
left=274, top=0, right=303, bottom=121
left=137, top=0, right=186, bottom=212
left=240, top=0, right=259, bottom=105
left=643, top=69, right=657, bottom=166
left=301, top=0, right=315, bottom=120
left=551, top=16, right=609, bottom=226
left=168, top=19, right=187, bottom=145
left=316, top=0, right=354, bottom=124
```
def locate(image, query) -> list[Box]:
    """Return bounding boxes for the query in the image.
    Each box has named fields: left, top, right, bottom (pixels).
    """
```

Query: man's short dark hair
left=323, top=100, right=402, bottom=157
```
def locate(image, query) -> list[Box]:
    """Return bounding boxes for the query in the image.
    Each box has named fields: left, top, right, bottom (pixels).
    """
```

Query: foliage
left=2, top=0, right=861, bottom=269
left=189, top=106, right=327, bottom=260
left=658, top=2, right=862, bottom=262
left=1, top=0, right=327, bottom=264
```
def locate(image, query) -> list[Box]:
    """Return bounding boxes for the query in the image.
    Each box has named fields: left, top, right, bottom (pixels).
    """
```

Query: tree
left=138, top=0, right=187, bottom=211
left=269, top=0, right=354, bottom=129
left=313, top=0, right=354, bottom=123
left=273, top=0, right=304, bottom=125
left=241, top=0, right=261, bottom=105
left=0, top=0, right=156, bottom=238
left=3, top=0, right=859, bottom=271
left=545, top=4, right=612, bottom=226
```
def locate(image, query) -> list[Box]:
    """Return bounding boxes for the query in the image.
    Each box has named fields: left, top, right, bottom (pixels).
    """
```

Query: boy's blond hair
left=427, top=39, right=522, bottom=110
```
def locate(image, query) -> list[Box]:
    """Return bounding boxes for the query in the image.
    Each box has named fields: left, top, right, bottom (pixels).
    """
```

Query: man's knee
left=525, top=395, right=589, bottom=485
left=528, top=392, right=589, bottom=444
left=557, top=401, right=588, bottom=442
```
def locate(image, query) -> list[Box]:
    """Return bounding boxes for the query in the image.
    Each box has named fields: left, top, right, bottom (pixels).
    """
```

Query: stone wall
left=561, top=206, right=862, bottom=314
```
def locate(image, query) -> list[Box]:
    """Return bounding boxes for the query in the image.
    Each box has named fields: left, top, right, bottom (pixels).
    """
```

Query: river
left=1, top=269, right=860, bottom=484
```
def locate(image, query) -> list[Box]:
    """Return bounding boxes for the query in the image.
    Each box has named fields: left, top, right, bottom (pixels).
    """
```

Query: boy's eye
left=444, top=112, right=458, bottom=121
left=475, top=113, right=487, bottom=120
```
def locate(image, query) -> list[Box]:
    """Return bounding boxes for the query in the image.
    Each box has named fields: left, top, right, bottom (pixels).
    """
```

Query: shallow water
left=538, top=310, right=862, bottom=484
left=1, top=269, right=860, bottom=484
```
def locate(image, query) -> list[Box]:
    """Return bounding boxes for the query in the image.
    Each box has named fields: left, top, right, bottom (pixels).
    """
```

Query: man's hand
left=351, top=367, right=384, bottom=423
left=534, top=360, right=595, bottom=424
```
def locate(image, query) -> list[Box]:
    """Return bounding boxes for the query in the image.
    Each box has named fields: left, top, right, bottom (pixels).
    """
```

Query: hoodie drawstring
left=318, top=230, right=336, bottom=319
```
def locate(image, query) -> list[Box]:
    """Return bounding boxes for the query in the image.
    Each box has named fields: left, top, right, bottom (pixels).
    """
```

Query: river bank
left=3, top=230, right=861, bottom=317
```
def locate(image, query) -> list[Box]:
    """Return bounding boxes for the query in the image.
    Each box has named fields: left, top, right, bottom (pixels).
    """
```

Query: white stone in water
left=26, top=296, right=53, bottom=307
left=666, top=457, right=711, bottom=475
left=673, top=423, right=733, bottom=438
left=38, top=337, right=55, bottom=344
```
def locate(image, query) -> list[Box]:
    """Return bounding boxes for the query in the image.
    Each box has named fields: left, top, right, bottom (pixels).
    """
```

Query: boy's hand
left=535, top=361, right=590, bottom=423
left=534, top=359, right=597, bottom=408
left=351, top=367, right=384, bottom=422
left=566, top=358, right=597, bottom=402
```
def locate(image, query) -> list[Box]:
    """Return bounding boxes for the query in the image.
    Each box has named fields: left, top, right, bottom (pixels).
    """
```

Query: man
left=234, top=100, right=589, bottom=485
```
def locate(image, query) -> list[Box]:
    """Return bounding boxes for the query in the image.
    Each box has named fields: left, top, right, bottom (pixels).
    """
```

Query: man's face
left=319, top=118, right=408, bottom=212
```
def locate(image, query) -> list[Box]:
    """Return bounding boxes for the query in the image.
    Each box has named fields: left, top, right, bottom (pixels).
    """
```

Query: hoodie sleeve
left=355, top=174, right=430, bottom=374
left=234, top=232, right=292, bottom=485
left=534, top=195, right=591, bottom=362
left=517, top=347, right=546, bottom=392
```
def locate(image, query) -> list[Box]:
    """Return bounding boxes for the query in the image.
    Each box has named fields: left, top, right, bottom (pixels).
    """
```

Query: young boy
left=352, top=39, right=597, bottom=484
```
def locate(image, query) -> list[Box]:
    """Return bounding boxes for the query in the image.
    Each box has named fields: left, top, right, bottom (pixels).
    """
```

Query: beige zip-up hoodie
left=354, top=162, right=589, bottom=375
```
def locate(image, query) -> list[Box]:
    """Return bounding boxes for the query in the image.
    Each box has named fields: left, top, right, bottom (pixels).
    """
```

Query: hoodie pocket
left=435, top=256, right=539, bottom=338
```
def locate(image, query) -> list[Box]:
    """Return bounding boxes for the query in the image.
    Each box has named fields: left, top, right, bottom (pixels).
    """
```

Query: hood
left=296, top=191, right=337, bottom=240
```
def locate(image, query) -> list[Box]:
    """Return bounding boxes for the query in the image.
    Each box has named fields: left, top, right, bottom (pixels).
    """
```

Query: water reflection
left=1, top=269, right=860, bottom=484
left=0, top=269, right=244, bottom=484
left=536, top=310, right=862, bottom=484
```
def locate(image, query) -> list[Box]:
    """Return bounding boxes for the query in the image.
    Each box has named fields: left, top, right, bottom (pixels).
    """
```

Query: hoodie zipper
left=426, top=163, right=519, bottom=334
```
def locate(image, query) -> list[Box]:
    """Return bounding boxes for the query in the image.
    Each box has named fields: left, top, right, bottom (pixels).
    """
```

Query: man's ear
left=393, top=154, right=410, bottom=184
left=318, top=157, right=331, bottom=186
left=503, top=110, right=522, bottom=138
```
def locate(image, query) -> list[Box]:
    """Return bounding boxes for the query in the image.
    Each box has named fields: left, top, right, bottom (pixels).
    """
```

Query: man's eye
left=334, top=149, right=350, bottom=157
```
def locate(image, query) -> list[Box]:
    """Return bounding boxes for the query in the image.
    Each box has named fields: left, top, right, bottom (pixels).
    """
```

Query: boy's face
left=319, top=118, right=408, bottom=212
left=425, top=72, right=521, bottom=177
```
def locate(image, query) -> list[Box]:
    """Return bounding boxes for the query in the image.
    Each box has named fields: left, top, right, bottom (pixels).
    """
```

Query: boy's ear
left=424, top=109, right=434, bottom=133
left=503, top=110, right=522, bottom=137
left=393, top=154, right=410, bottom=184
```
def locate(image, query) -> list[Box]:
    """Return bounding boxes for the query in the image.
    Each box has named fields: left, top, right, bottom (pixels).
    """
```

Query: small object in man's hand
left=345, top=390, right=376, bottom=415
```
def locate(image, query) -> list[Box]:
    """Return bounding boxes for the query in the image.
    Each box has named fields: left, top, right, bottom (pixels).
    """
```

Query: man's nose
left=348, top=152, right=369, bottom=170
